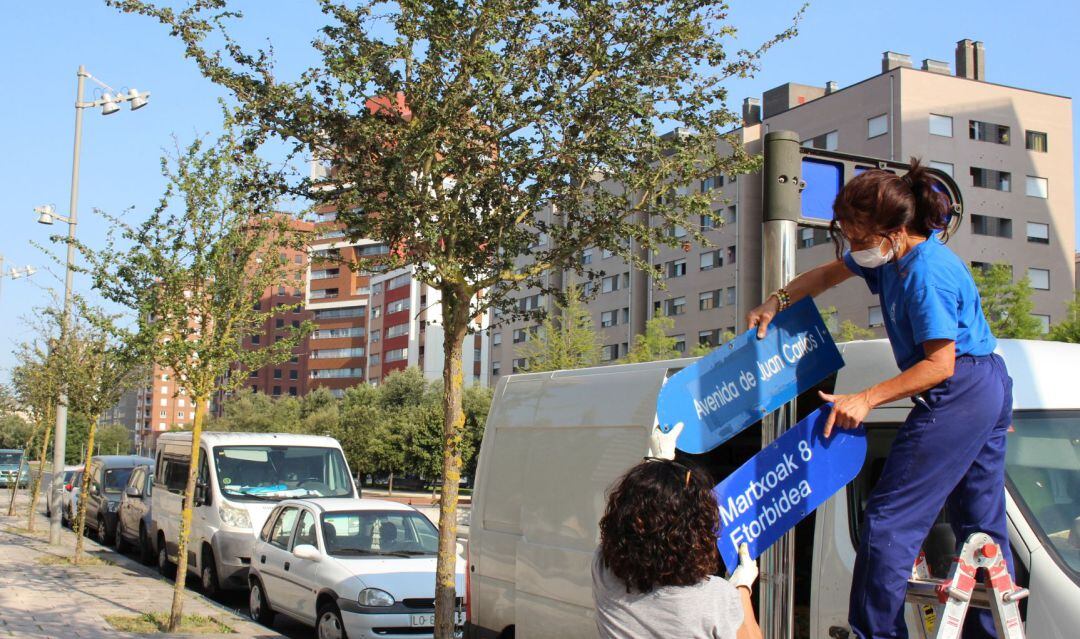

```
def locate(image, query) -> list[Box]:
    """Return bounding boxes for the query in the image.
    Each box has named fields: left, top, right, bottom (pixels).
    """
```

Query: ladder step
left=907, top=578, right=992, bottom=608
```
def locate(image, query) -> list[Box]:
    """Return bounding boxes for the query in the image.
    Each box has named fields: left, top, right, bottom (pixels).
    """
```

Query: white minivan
left=466, top=339, right=1080, bottom=639
left=153, top=431, right=358, bottom=595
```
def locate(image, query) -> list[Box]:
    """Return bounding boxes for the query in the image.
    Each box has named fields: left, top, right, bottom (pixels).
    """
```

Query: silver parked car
left=115, top=463, right=154, bottom=564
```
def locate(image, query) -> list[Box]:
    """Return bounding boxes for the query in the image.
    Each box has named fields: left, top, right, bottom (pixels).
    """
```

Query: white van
left=466, top=339, right=1080, bottom=639
left=153, top=431, right=358, bottom=595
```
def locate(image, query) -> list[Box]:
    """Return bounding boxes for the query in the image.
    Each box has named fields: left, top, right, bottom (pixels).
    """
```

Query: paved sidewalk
left=0, top=494, right=283, bottom=639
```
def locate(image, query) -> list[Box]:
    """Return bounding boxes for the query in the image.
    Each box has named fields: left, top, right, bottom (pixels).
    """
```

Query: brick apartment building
left=489, top=39, right=1076, bottom=381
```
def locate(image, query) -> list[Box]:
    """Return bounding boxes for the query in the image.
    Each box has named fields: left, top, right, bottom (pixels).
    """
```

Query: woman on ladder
left=747, top=159, right=1014, bottom=639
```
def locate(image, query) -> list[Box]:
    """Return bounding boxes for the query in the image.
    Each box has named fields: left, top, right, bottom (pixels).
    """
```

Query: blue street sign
left=800, top=157, right=843, bottom=223
left=656, top=297, right=844, bottom=454
left=713, top=406, right=867, bottom=573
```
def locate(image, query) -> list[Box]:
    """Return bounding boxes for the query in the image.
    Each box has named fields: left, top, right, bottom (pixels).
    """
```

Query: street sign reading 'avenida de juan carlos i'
left=656, top=297, right=845, bottom=455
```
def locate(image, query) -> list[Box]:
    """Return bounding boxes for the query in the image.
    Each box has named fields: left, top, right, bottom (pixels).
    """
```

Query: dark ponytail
left=830, top=157, right=951, bottom=257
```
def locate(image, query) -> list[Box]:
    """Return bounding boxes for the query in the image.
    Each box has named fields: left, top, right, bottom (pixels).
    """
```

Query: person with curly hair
left=592, top=458, right=761, bottom=639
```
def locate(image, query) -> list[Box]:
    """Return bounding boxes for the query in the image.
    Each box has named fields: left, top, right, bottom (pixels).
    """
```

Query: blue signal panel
left=800, top=158, right=843, bottom=223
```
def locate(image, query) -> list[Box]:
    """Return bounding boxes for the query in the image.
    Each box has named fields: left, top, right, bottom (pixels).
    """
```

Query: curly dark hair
left=598, top=459, right=720, bottom=593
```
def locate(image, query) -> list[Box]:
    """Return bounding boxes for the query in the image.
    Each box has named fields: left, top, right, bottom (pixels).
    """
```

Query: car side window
left=269, top=507, right=299, bottom=549
left=145, top=469, right=153, bottom=496
left=127, top=468, right=143, bottom=492
left=260, top=508, right=280, bottom=542
left=293, top=510, right=318, bottom=550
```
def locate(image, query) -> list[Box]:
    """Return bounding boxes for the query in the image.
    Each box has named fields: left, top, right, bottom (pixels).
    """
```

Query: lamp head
left=128, top=88, right=149, bottom=111
left=9, top=268, right=19, bottom=279
left=101, top=93, right=120, bottom=116
left=25, top=266, right=35, bottom=277
left=34, top=205, right=55, bottom=225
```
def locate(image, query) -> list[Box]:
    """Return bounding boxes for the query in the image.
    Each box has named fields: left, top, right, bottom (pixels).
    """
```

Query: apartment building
left=133, top=364, right=196, bottom=455
left=490, top=38, right=1075, bottom=382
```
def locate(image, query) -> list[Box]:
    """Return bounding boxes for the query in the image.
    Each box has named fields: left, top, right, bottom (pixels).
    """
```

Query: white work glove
left=728, top=543, right=758, bottom=591
left=647, top=421, right=683, bottom=460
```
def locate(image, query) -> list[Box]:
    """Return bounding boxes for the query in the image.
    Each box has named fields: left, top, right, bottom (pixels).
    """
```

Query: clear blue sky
left=1, top=0, right=1078, bottom=381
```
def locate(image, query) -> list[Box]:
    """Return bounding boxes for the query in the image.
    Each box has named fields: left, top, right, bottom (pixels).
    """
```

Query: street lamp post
left=44, top=65, right=150, bottom=546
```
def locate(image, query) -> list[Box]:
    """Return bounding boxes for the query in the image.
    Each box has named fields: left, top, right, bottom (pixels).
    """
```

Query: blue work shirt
left=843, top=236, right=996, bottom=371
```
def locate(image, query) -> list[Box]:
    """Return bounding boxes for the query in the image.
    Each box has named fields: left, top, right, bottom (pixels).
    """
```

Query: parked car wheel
left=138, top=525, right=154, bottom=564
left=157, top=535, right=176, bottom=579
left=200, top=549, right=221, bottom=598
left=317, top=602, right=348, bottom=639
left=248, top=577, right=275, bottom=626
left=97, top=515, right=114, bottom=546
left=114, top=520, right=127, bottom=552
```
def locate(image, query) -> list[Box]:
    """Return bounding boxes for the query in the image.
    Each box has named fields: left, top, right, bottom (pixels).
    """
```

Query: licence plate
left=409, top=612, right=465, bottom=627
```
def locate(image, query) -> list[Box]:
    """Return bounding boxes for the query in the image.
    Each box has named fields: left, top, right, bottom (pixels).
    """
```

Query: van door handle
left=260, top=555, right=266, bottom=564
left=829, top=626, right=850, bottom=639
left=284, top=561, right=291, bottom=571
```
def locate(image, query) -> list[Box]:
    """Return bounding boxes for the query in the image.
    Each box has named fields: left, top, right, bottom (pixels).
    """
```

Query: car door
left=86, top=463, right=103, bottom=530
left=120, top=468, right=144, bottom=542
left=284, top=508, right=322, bottom=623
left=258, top=506, right=301, bottom=616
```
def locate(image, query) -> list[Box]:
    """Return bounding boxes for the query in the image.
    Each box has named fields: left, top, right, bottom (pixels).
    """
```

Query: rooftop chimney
left=825, top=81, right=839, bottom=94
left=882, top=51, right=913, bottom=73
left=742, top=97, right=761, bottom=126
left=956, top=39, right=986, bottom=81
left=922, top=59, right=951, bottom=75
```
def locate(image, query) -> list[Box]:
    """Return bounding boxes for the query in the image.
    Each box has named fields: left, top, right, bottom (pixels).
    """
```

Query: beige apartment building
left=489, top=39, right=1076, bottom=381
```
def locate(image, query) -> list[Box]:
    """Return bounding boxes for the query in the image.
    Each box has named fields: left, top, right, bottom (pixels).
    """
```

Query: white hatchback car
left=249, top=498, right=466, bottom=639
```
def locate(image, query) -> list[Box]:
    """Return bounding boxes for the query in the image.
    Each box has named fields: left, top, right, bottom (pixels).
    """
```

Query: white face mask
left=850, top=237, right=895, bottom=268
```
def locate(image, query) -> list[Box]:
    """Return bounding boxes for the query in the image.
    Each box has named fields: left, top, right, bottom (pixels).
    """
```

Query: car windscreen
left=320, top=510, right=439, bottom=557
left=0, top=452, right=22, bottom=466
left=104, top=468, right=134, bottom=494
left=212, top=445, right=353, bottom=502
left=1006, top=410, right=1080, bottom=578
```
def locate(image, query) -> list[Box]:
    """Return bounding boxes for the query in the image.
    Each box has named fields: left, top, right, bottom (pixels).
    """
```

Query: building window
left=513, top=328, right=529, bottom=344
left=673, top=335, right=686, bottom=354
left=699, top=291, right=717, bottom=311
left=581, top=249, right=593, bottom=265
left=867, top=114, right=888, bottom=139
left=177, top=411, right=185, bottom=419
left=601, top=248, right=614, bottom=259
left=384, top=348, right=408, bottom=363
left=1027, top=268, right=1050, bottom=290
left=726, top=287, right=736, bottom=306
left=249, top=369, right=258, bottom=378
left=289, top=370, right=298, bottom=380
left=700, top=212, right=716, bottom=231
left=492, top=361, right=501, bottom=376
left=929, top=114, right=953, bottom=137
left=971, top=261, right=1012, bottom=278
left=313, top=306, right=365, bottom=320
left=1026, top=222, right=1049, bottom=244
left=1025, top=130, right=1048, bottom=153
left=600, top=344, right=620, bottom=362
left=1025, top=176, right=1048, bottom=199
left=701, top=174, right=725, bottom=192
left=371, top=307, right=381, bottom=319
left=868, top=306, right=884, bottom=328
left=699, top=250, right=721, bottom=271
left=512, top=358, right=527, bottom=372
left=370, top=329, right=381, bottom=342
left=310, top=268, right=340, bottom=280
left=273, top=369, right=282, bottom=379
left=601, top=310, right=618, bottom=327
left=667, top=259, right=687, bottom=278
left=387, top=298, right=410, bottom=314
left=159, top=398, right=167, bottom=407
left=312, top=347, right=366, bottom=359
left=1033, top=315, right=1050, bottom=334
left=388, top=273, right=411, bottom=290
left=970, top=120, right=1010, bottom=145
left=275, top=318, right=285, bottom=329
left=310, top=368, right=364, bottom=379
left=726, top=245, right=737, bottom=265
left=803, top=130, right=838, bottom=151
left=492, top=332, right=502, bottom=346
left=312, top=327, right=365, bottom=340
left=369, top=353, right=381, bottom=365
left=970, top=167, right=1011, bottom=192
left=621, top=307, right=630, bottom=324
left=602, top=274, right=622, bottom=293
left=664, top=297, right=686, bottom=316
left=970, top=214, right=1012, bottom=238
left=385, top=323, right=409, bottom=339
left=929, top=161, right=954, bottom=178
left=159, top=410, right=166, bottom=418
left=289, top=387, right=298, bottom=397
left=310, top=288, right=339, bottom=300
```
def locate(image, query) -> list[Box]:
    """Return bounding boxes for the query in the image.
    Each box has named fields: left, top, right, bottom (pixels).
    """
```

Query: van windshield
left=0, top=452, right=22, bottom=466
left=212, top=445, right=353, bottom=501
left=1006, top=410, right=1080, bottom=578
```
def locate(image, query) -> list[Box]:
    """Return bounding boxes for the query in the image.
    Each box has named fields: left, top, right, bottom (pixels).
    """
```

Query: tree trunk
left=27, top=419, right=54, bottom=533
left=388, top=471, right=394, bottom=496
left=434, top=290, right=469, bottom=639
left=7, top=427, right=38, bottom=517
left=73, top=418, right=99, bottom=564
left=168, top=396, right=208, bottom=632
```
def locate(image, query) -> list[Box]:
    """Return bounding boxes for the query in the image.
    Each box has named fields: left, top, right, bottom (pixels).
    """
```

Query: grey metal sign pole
left=759, top=130, right=802, bottom=639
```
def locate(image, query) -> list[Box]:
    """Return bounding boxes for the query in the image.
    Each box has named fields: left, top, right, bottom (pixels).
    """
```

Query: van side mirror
left=194, top=483, right=210, bottom=507
left=292, top=544, right=321, bottom=562
left=125, top=485, right=142, bottom=499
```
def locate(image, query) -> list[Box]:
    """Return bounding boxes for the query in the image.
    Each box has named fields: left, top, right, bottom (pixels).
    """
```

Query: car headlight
left=358, top=588, right=395, bottom=607
left=218, top=502, right=251, bottom=529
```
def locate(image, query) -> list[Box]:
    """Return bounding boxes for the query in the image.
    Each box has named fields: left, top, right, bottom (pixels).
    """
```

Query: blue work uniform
left=843, top=236, right=1015, bottom=639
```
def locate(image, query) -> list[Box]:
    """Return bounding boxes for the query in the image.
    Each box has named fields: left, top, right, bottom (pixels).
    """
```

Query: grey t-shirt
left=591, top=550, right=744, bottom=639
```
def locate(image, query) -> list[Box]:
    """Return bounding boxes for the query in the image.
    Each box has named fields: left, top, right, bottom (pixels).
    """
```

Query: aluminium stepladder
left=906, top=532, right=1029, bottom=639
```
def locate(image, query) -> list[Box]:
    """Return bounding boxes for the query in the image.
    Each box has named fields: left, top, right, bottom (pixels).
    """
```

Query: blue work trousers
left=849, top=353, right=1015, bottom=639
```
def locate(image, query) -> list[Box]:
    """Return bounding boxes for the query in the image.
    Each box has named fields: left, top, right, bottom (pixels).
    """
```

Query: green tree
left=625, top=316, right=682, bottom=363
left=75, top=132, right=313, bottom=629
left=974, top=264, right=1043, bottom=339
left=0, top=415, right=33, bottom=450
left=9, top=337, right=61, bottom=525
left=1048, top=291, right=1080, bottom=343
left=518, top=283, right=601, bottom=372
left=210, top=392, right=301, bottom=433
left=111, top=2, right=798, bottom=629
left=94, top=424, right=133, bottom=456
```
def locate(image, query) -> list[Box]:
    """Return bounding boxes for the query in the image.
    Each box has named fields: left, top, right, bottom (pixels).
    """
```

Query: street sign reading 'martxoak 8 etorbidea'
left=656, top=298, right=844, bottom=454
